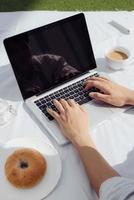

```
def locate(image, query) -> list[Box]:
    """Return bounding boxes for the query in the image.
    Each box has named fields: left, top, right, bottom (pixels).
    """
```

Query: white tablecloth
left=1, top=11, right=134, bottom=200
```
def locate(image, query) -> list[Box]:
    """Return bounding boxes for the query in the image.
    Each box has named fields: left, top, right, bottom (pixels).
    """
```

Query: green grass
left=0, top=0, right=134, bottom=11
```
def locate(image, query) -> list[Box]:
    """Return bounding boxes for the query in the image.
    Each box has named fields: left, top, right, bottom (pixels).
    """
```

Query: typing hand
left=85, top=76, right=133, bottom=107
left=47, top=99, right=90, bottom=145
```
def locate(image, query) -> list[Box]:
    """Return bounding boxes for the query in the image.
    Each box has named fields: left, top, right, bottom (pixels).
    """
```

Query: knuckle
left=90, top=81, right=95, bottom=86
left=60, top=114, right=66, bottom=121
left=60, top=109, right=65, bottom=114
left=85, top=80, right=90, bottom=84
left=53, top=112, right=58, bottom=118
left=56, top=116, right=60, bottom=121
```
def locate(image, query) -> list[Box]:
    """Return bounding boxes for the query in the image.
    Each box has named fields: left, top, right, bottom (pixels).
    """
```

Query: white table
left=1, top=11, right=134, bottom=200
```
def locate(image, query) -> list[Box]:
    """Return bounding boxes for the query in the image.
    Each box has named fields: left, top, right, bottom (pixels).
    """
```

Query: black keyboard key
left=51, top=104, right=56, bottom=109
left=79, top=95, right=84, bottom=99
left=40, top=98, right=44, bottom=102
left=43, top=109, right=47, bottom=114
left=70, top=91, right=74, bottom=95
left=78, top=91, right=84, bottom=96
left=65, top=93, right=69, bottom=97
left=42, top=100, right=46, bottom=104
left=66, top=89, right=69, bottom=93
left=68, top=96, right=73, bottom=99
left=74, top=94, right=78, bottom=99
left=78, top=97, right=92, bottom=105
left=75, top=97, right=80, bottom=102
left=55, top=93, right=59, bottom=98
left=34, top=73, right=99, bottom=120
left=35, top=102, right=41, bottom=106
left=49, top=94, right=55, bottom=100
left=39, top=105, right=45, bottom=110
left=48, top=115, right=54, bottom=121
left=45, top=112, right=54, bottom=121
left=46, top=102, right=52, bottom=107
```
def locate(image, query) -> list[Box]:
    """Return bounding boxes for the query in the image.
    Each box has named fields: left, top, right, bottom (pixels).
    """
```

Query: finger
left=59, top=99, right=70, bottom=110
left=79, top=104, right=86, bottom=112
left=46, top=107, right=59, bottom=120
left=83, top=76, right=102, bottom=85
left=84, top=80, right=107, bottom=93
left=84, top=76, right=109, bottom=87
left=89, top=92, right=110, bottom=103
left=67, top=99, right=77, bottom=107
left=53, top=99, right=65, bottom=114
left=98, top=76, right=110, bottom=81
left=89, top=76, right=110, bottom=82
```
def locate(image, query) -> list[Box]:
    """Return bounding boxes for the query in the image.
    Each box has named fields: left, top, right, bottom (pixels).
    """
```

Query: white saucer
left=0, top=137, right=62, bottom=200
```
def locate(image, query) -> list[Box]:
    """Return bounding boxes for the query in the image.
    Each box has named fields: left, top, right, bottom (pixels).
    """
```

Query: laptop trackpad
left=83, top=100, right=113, bottom=128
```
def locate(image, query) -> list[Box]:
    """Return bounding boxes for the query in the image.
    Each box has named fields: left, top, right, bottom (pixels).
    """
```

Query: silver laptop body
left=4, top=13, right=121, bottom=145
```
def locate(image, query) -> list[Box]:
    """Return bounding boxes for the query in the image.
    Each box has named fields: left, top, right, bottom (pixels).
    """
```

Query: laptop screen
left=4, top=13, right=97, bottom=100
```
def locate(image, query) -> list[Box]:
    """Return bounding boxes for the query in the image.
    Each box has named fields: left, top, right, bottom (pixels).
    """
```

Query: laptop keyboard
left=34, top=73, right=99, bottom=120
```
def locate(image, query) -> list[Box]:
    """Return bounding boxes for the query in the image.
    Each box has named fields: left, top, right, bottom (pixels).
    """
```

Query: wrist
left=125, top=90, right=134, bottom=105
left=72, top=133, right=95, bottom=149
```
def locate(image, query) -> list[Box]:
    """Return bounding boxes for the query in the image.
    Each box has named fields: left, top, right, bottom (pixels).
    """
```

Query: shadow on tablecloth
left=0, top=64, right=22, bottom=102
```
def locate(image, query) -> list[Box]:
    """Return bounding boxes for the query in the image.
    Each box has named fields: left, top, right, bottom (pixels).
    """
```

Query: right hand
left=85, top=76, right=133, bottom=107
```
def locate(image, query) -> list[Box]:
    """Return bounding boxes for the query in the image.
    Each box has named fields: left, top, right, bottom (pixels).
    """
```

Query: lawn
left=0, top=0, right=134, bottom=11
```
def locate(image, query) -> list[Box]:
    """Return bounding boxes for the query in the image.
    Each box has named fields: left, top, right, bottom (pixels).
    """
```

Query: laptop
left=4, top=13, right=118, bottom=145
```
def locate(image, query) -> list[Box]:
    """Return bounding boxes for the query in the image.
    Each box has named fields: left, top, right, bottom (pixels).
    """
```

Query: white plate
left=0, top=137, right=62, bottom=200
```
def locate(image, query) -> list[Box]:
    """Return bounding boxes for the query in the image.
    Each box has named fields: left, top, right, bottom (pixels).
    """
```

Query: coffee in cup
left=105, top=46, right=134, bottom=70
left=107, top=50, right=128, bottom=61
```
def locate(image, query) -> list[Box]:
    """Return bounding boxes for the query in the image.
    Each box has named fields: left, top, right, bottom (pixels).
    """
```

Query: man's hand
left=85, top=76, right=134, bottom=107
left=47, top=99, right=90, bottom=146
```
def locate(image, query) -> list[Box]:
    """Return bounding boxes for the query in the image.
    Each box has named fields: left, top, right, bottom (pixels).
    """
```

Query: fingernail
left=89, top=93, right=94, bottom=97
left=46, top=107, right=49, bottom=111
left=83, top=81, right=86, bottom=85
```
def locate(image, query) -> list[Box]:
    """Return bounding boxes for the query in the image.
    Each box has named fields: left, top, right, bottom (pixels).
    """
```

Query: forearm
left=73, top=136, right=119, bottom=196
left=126, top=90, right=134, bottom=105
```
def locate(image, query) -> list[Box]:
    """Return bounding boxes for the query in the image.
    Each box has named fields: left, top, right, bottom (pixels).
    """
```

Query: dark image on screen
left=4, top=14, right=96, bottom=99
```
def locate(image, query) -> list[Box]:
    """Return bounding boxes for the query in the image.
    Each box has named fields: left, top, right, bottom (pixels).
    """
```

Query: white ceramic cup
left=105, top=46, right=134, bottom=70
